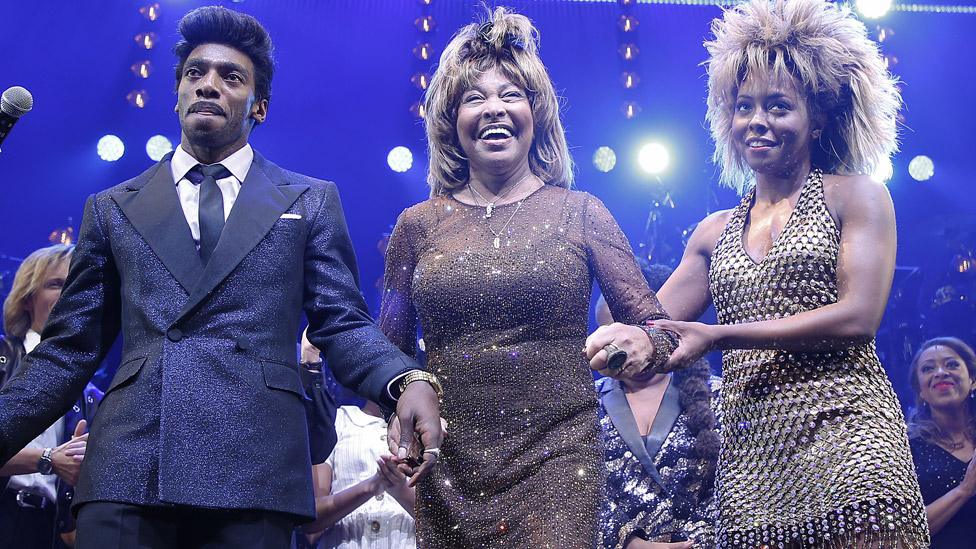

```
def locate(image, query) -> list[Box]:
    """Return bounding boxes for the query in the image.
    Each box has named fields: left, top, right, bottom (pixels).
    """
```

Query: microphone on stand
left=0, top=86, right=34, bottom=152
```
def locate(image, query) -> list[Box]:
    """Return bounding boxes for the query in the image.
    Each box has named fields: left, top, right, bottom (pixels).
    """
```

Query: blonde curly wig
left=424, top=7, right=573, bottom=197
left=704, top=0, right=901, bottom=192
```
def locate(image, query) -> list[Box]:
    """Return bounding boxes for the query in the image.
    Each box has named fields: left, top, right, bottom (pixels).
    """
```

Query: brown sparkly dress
left=379, top=185, right=672, bottom=549
left=708, top=171, right=929, bottom=548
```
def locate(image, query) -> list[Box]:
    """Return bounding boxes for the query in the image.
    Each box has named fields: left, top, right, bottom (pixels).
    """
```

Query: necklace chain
left=468, top=173, right=532, bottom=219
left=465, top=174, right=534, bottom=249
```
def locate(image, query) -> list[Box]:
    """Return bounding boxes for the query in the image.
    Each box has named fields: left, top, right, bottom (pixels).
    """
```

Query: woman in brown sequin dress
left=650, top=0, right=929, bottom=546
left=379, top=8, right=676, bottom=549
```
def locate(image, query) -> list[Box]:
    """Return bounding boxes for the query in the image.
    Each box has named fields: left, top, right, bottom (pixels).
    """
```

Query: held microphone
left=0, top=86, right=34, bottom=151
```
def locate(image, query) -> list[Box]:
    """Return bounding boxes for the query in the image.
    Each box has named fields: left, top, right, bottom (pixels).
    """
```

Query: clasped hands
left=386, top=380, right=447, bottom=487
left=585, top=320, right=719, bottom=379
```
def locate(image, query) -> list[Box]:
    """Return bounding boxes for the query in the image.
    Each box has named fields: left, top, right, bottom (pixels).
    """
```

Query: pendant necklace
left=467, top=175, right=534, bottom=249
left=467, top=173, right=532, bottom=219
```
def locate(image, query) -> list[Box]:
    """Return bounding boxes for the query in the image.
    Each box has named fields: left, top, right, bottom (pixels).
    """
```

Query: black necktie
left=186, top=163, right=232, bottom=264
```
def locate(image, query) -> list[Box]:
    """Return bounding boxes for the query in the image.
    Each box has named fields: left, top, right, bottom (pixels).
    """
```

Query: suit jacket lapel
left=176, top=153, right=308, bottom=322
left=111, top=155, right=204, bottom=293
left=600, top=378, right=665, bottom=487
left=643, top=378, right=681, bottom=467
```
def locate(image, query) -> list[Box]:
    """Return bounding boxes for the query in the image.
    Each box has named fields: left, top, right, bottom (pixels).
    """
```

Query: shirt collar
left=341, top=405, right=386, bottom=428
left=24, top=329, right=41, bottom=354
left=171, top=143, right=254, bottom=185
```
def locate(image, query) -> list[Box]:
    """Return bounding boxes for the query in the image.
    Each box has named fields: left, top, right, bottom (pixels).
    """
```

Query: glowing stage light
left=139, top=3, right=160, bottom=21
left=618, top=44, right=639, bottom=61
left=618, top=16, right=639, bottom=32
left=620, top=72, right=640, bottom=89
left=413, top=43, right=434, bottom=61
left=593, top=147, right=617, bottom=173
left=638, top=142, right=670, bottom=175
left=622, top=101, right=641, bottom=120
left=146, top=135, right=173, bottom=161
left=409, top=101, right=427, bottom=119
left=415, top=15, right=436, bottom=33
left=134, top=32, right=158, bottom=50
left=388, top=147, right=413, bottom=173
left=411, top=73, right=431, bottom=91
left=908, top=155, right=935, bottom=181
left=126, top=90, right=149, bottom=109
left=856, top=0, right=892, bottom=19
left=871, top=157, right=893, bottom=183
left=97, top=135, right=125, bottom=162
left=131, top=61, right=152, bottom=79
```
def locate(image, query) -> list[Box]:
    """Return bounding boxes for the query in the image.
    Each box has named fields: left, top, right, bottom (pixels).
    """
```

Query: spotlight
left=97, top=135, right=125, bottom=162
left=415, top=15, right=436, bottom=33
left=409, top=101, right=426, bottom=119
left=856, top=0, right=892, bottom=19
left=618, top=16, right=639, bottom=32
left=621, top=101, right=641, bottom=120
left=638, top=142, right=670, bottom=175
left=410, top=73, right=431, bottom=91
left=871, top=157, right=893, bottom=183
left=908, top=155, right=934, bottom=181
left=618, top=44, right=639, bottom=61
left=134, top=32, right=158, bottom=50
left=131, top=61, right=152, bottom=79
left=126, top=90, right=149, bottom=108
left=387, top=147, right=413, bottom=173
left=139, top=3, right=160, bottom=21
left=593, top=147, right=617, bottom=173
left=146, top=135, right=173, bottom=161
left=413, top=43, right=435, bottom=61
left=620, top=72, right=640, bottom=89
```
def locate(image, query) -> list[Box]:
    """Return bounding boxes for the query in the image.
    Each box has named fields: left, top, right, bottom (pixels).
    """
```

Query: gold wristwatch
left=398, top=370, right=444, bottom=398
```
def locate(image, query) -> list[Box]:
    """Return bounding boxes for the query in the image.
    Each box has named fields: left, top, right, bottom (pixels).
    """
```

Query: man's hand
left=392, top=380, right=444, bottom=486
left=51, top=420, right=88, bottom=486
left=585, top=323, right=655, bottom=378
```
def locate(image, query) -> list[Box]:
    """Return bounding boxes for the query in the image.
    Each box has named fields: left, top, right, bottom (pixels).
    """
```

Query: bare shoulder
left=822, top=173, right=894, bottom=224
left=689, top=208, right=736, bottom=256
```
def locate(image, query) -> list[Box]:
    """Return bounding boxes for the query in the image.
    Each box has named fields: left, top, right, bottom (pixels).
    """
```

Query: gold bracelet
left=397, top=370, right=444, bottom=398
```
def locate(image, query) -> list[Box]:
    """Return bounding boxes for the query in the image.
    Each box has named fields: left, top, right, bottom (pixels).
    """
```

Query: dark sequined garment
left=379, top=185, right=672, bottom=549
left=708, top=171, right=929, bottom=547
left=910, top=437, right=976, bottom=548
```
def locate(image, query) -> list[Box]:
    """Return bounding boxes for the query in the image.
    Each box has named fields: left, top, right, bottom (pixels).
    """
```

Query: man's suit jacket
left=0, top=151, right=418, bottom=520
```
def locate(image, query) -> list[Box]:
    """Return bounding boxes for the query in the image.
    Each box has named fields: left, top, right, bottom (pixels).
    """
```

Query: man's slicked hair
left=173, top=6, right=275, bottom=103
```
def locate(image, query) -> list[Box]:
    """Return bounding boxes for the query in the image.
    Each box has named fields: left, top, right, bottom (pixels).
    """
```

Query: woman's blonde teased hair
left=424, top=7, right=573, bottom=197
left=704, top=0, right=901, bottom=193
left=3, top=244, right=73, bottom=339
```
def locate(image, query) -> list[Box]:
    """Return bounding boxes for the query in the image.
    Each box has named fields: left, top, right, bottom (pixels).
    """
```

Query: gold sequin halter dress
left=708, top=171, right=929, bottom=548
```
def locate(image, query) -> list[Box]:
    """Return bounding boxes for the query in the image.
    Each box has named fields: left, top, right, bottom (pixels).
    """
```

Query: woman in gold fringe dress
left=651, top=0, right=929, bottom=546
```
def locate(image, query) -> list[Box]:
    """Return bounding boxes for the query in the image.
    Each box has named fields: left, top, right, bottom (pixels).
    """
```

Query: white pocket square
left=280, top=213, right=302, bottom=219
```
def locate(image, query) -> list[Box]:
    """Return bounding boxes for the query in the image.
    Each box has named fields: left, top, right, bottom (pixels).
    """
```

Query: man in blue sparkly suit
left=0, top=7, right=442, bottom=549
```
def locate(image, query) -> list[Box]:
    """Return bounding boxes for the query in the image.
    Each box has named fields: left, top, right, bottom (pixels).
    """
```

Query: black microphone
left=0, top=86, right=33, bottom=151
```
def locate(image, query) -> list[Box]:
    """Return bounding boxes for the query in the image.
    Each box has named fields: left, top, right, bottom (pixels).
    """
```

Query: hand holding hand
left=650, top=320, right=717, bottom=370
left=392, top=380, right=444, bottom=486
left=585, top=323, right=655, bottom=378
left=52, top=420, right=88, bottom=486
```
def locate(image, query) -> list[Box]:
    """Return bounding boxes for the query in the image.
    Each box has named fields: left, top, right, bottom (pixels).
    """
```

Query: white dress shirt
left=170, top=143, right=253, bottom=245
left=320, top=406, right=416, bottom=549
left=7, top=330, right=64, bottom=501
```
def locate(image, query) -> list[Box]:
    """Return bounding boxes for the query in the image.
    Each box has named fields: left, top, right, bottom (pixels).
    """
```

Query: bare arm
left=656, top=177, right=897, bottom=365
left=0, top=447, right=43, bottom=475
left=656, top=211, right=730, bottom=322
left=303, top=462, right=389, bottom=539
left=925, top=450, right=976, bottom=535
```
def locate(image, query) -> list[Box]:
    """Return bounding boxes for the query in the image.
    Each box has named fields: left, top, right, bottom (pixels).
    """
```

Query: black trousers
left=0, top=488, right=57, bottom=549
left=75, top=501, right=294, bottom=549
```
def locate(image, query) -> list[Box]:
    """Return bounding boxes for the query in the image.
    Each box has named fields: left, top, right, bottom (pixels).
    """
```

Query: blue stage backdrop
left=2, top=0, right=973, bottom=406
